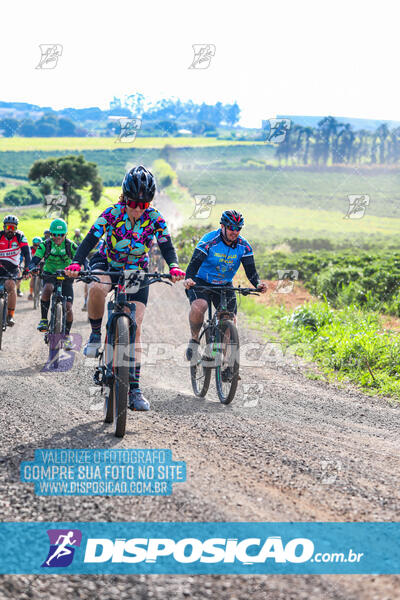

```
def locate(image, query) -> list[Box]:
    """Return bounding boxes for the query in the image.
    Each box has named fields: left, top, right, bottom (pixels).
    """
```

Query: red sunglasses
left=125, top=197, right=150, bottom=210
left=4, top=224, right=17, bottom=231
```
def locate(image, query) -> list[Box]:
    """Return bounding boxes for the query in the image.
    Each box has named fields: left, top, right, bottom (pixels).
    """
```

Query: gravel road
left=0, top=282, right=399, bottom=599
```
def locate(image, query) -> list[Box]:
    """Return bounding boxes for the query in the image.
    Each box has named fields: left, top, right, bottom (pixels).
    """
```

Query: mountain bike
left=0, top=273, right=22, bottom=350
left=77, top=269, right=172, bottom=438
left=189, top=285, right=259, bottom=404
left=38, top=269, right=71, bottom=370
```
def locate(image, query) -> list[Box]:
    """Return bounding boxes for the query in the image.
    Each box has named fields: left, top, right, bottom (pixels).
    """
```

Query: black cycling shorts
left=186, top=276, right=237, bottom=314
left=0, top=262, right=19, bottom=279
left=89, top=253, right=149, bottom=305
left=42, top=272, right=74, bottom=303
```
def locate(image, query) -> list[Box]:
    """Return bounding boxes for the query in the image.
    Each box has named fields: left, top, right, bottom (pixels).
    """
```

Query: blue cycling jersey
left=196, top=230, right=253, bottom=284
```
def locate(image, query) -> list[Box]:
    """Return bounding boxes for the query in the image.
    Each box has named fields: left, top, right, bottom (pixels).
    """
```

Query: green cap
left=49, top=218, right=67, bottom=235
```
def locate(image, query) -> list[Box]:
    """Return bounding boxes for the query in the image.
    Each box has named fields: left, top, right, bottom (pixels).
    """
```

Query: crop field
left=176, top=166, right=400, bottom=219
left=0, top=137, right=265, bottom=152
left=1, top=138, right=400, bottom=250
left=0, top=145, right=274, bottom=186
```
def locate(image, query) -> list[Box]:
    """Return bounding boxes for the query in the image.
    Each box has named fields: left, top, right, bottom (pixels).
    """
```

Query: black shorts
left=186, top=276, right=237, bottom=314
left=42, top=272, right=74, bottom=303
left=89, top=253, right=149, bottom=305
left=0, top=262, right=19, bottom=279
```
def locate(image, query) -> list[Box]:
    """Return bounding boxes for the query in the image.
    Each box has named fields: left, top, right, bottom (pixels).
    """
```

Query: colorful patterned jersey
left=89, top=203, right=171, bottom=270
left=0, top=230, right=29, bottom=267
left=196, top=229, right=254, bottom=284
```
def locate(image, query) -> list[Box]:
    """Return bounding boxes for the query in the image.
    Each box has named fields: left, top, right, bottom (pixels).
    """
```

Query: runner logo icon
left=41, top=529, right=82, bottom=568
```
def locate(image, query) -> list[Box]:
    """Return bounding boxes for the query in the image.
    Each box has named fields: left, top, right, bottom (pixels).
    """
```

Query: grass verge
left=239, top=295, right=400, bottom=401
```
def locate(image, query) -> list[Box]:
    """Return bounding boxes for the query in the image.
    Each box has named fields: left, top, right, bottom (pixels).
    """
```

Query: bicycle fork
left=94, top=301, right=137, bottom=387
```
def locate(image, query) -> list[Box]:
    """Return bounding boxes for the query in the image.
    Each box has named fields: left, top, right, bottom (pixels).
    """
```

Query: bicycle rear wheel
left=112, top=317, right=130, bottom=438
left=33, top=276, right=41, bottom=310
left=215, top=320, right=240, bottom=405
left=190, top=326, right=212, bottom=397
left=102, top=333, right=114, bottom=424
left=0, top=297, right=5, bottom=350
left=48, top=302, right=63, bottom=369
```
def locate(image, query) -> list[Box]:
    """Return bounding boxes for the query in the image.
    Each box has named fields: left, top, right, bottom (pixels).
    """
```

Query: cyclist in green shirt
left=28, top=218, right=78, bottom=350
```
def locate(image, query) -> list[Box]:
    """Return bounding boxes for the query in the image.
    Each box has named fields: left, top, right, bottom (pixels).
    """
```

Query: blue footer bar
left=0, top=522, right=399, bottom=574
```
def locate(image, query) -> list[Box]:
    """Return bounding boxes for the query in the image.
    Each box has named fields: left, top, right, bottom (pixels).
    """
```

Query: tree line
left=0, top=95, right=241, bottom=137
left=274, top=116, right=400, bottom=165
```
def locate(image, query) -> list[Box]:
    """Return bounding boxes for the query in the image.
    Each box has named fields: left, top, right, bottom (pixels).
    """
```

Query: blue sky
left=0, top=0, right=397, bottom=127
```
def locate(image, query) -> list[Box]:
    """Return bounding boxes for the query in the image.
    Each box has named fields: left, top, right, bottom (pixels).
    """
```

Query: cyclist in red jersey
left=0, top=215, right=31, bottom=326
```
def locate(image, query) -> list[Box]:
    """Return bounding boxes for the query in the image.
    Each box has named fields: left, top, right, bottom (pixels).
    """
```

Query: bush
left=174, top=224, right=210, bottom=265
left=152, top=158, right=177, bottom=189
left=312, top=267, right=362, bottom=301
left=3, top=184, right=43, bottom=206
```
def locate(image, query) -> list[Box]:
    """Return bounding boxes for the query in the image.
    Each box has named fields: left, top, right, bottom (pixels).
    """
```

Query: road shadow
left=146, top=385, right=232, bottom=415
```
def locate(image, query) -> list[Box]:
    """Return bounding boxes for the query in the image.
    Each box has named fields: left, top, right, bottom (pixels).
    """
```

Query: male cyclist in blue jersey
left=183, top=209, right=267, bottom=360
left=65, top=165, right=185, bottom=411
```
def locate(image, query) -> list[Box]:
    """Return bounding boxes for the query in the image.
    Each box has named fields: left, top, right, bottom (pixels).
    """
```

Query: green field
left=1, top=138, right=400, bottom=250
left=0, top=137, right=265, bottom=152
left=176, top=167, right=400, bottom=219
left=0, top=145, right=274, bottom=186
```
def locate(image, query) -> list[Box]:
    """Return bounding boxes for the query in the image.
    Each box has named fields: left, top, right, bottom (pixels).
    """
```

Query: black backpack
left=43, top=238, right=74, bottom=261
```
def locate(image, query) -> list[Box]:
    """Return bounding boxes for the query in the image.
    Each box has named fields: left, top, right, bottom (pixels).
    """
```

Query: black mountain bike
left=38, top=269, right=71, bottom=369
left=0, top=273, right=22, bottom=350
left=78, top=269, right=172, bottom=438
left=189, top=285, right=259, bottom=404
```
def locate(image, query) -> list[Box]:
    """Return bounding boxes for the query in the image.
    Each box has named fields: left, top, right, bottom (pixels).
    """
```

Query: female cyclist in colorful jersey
left=66, top=165, right=185, bottom=411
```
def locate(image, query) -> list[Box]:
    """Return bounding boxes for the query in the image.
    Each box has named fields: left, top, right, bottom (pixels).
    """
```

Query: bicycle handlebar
left=188, top=285, right=260, bottom=296
left=74, top=270, right=173, bottom=287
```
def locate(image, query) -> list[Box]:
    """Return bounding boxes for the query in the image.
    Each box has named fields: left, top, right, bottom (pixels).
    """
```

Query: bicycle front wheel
left=112, top=316, right=130, bottom=438
left=190, top=326, right=212, bottom=397
left=215, top=320, right=240, bottom=405
left=0, top=297, right=5, bottom=350
left=49, top=302, right=63, bottom=369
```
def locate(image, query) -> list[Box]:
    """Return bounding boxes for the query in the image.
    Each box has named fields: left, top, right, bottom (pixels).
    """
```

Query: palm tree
left=375, top=124, right=389, bottom=164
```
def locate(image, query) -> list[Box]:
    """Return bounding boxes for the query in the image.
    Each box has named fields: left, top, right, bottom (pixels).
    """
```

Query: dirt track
left=0, top=280, right=399, bottom=599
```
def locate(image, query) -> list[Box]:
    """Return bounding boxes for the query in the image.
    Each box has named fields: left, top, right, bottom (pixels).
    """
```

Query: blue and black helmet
left=122, top=165, right=156, bottom=202
left=3, top=214, right=19, bottom=226
left=220, top=210, right=244, bottom=228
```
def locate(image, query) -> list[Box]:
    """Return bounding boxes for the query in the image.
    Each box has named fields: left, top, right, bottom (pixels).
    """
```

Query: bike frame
left=195, top=285, right=257, bottom=366
left=42, top=271, right=69, bottom=343
left=79, top=270, right=171, bottom=388
left=0, top=278, right=10, bottom=330
left=103, top=271, right=137, bottom=386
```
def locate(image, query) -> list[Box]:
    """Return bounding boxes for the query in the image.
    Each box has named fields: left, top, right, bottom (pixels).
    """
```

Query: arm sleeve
left=21, top=244, right=31, bottom=267
left=73, top=231, right=99, bottom=264
left=241, top=255, right=260, bottom=288
left=157, top=237, right=179, bottom=268
left=153, top=212, right=179, bottom=268
left=73, top=206, right=114, bottom=263
left=185, top=248, right=208, bottom=280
